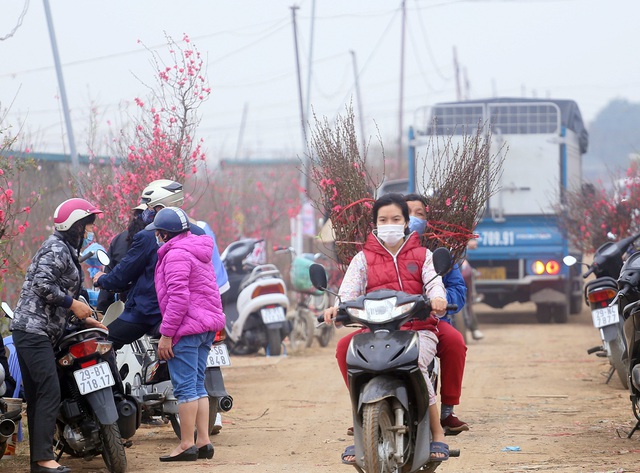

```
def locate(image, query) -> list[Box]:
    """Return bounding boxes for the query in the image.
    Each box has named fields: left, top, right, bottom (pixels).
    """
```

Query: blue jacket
left=442, top=263, right=466, bottom=324
left=194, top=220, right=229, bottom=294
left=97, top=229, right=161, bottom=325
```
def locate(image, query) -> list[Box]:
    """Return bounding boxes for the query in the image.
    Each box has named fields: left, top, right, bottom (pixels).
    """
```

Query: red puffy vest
left=362, top=232, right=438, bottom=332
left=363, top=232, right=426, bottom=294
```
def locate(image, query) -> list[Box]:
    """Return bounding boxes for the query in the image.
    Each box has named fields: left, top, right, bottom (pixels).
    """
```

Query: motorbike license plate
left=73, top=361, right=115, bottom=395
left=261, top=306, right=286, bottom=324
left=206, top=344, right=231, bottom=367
left=591, top=305, right=619, bottom=328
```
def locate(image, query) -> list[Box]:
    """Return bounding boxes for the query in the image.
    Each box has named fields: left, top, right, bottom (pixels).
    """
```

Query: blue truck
left=401, top=98, right=589, bottom=323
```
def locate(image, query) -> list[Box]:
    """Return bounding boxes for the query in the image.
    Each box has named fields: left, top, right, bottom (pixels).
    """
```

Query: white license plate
left=73, top=361, right=115, bottom=395
left=261, top=306, right=286, bottom=324
left=591, top=305, right=619, bottom=328
left=206, top=344, right=231, bottom=367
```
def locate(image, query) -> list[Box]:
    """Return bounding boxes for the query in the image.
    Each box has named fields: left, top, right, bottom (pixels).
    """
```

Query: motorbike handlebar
left=582, top=266, right=595, bottom=278
left=316, top=301, right=459, bottom=324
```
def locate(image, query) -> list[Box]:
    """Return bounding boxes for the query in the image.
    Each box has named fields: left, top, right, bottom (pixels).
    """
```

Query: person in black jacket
left=93, top=207, right=162, bottom=350
left=10, top=198, right=104, bottom=473
left=95, top=207, right=146, bottom=313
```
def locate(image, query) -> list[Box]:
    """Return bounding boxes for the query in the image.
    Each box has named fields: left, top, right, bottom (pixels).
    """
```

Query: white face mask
left=376, top=224, right=406, bottom=246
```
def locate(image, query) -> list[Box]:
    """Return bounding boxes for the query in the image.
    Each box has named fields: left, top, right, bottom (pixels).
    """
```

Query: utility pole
left=397, top=0, right=406, bottom=171
left=235, top=102, right=248, bottom=160
left=290, top=4, right=306, bottom=255
left=291, top=5, right=307, bottom=149
left=43, top=0, right=80, bottom=175
left=350, top=50, right=367, bottom=160
left=304, top=0, right=316, bottom=137
left=453, top=46, right=461, bottom=101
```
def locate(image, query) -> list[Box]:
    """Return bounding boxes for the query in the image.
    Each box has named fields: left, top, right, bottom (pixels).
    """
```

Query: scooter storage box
left=291, top=254, right=322, bottom=295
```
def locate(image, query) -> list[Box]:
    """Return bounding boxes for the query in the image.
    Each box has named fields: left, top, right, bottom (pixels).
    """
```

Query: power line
left=0, top=0, right=30, bottom=41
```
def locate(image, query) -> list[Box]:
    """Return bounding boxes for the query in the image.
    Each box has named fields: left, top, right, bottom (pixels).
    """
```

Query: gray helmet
left=140, top=179, right=184, bottom=209
left=145, top=207, right=189, bottom=233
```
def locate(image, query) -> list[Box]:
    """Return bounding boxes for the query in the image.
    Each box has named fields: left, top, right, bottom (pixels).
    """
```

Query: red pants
left=335, top=321, right=466, bottom=406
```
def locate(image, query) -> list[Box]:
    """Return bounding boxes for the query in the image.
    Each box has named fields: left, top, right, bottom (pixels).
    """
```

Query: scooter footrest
left=449, top=448, right=461, bottom=457
left=142, top=393, right=164, bottom=402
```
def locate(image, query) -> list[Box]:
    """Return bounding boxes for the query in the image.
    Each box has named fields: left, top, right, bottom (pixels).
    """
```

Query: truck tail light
left=531, top=260, right=561, bottom=275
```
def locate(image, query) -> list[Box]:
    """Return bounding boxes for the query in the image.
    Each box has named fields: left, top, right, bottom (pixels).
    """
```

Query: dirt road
left=4, top=303, right=640, bottom=472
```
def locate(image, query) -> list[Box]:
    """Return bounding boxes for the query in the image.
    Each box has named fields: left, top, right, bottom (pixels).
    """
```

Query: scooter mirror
left=432, top=247, right=452, bottom=275
left=563, top=255, right=577, bottom=267
left=96, top=249, right=111, bottom=266
left=1, top=301, right=14, bottom=319
left=309, top=263, right=328, bottom=291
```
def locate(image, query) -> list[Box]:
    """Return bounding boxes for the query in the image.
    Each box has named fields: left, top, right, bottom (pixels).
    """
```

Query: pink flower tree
left=557, top=162, right=640, bottom=253
left=79, top=34, right=210, bottom=243
left=0, top=129, right=39, bottom=279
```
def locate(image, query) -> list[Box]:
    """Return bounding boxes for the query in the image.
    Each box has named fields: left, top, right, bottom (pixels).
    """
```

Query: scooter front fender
left=358, top=375, right=408, bottom=413
left=85, top=388, right=118, bottom=425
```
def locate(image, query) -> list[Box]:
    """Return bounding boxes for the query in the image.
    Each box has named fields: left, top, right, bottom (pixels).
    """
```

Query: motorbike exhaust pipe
left=218, top=396, right=233, bottom=412
left=0, top=418, right=16, bottom=442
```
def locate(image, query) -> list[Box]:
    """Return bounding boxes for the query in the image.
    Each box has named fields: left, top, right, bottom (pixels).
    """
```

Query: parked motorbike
left=220, top=238, right=290, bottom=356
left=563, top=232, right=640, bottom=388
left=611, top=244, right=640, bottom=436
left=2, top=296, right=138, bottom=473
left=102, top=302, right=233, bottom=439
left=0, top=302, right=20, bottom=460
left=274, top=246, right=335, bottom=350
left=309, top=248, right=457, bottom=473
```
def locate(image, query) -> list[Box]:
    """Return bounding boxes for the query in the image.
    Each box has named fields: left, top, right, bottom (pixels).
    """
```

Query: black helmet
left=145, top=207, right=189, bottom=233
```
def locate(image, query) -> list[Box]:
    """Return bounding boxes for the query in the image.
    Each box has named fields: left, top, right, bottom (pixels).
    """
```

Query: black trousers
left=107, top=317, right=158, bottom=350
left=12, top=330, right=60, bottom=464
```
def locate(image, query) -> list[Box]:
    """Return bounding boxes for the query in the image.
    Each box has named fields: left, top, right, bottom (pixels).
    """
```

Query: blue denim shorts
left=167, top=332, right=215, bottom=404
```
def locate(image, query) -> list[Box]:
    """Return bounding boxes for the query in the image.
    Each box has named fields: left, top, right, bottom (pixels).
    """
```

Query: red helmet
left=54, top=198, right=102, bottom=231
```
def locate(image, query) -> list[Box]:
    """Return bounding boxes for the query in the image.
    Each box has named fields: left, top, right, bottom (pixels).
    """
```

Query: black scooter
left=310, top=248, right=457, bottom=473
left=612, top=246, right=640, bottom=437
left=564, top=232, right=640, bottom=388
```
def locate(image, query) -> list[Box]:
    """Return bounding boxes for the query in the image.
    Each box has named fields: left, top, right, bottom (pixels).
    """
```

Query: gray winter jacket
left=10, top=232, right=81, bottom=344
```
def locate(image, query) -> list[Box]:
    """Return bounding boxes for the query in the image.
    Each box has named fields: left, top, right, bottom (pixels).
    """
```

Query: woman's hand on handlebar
left=70, top=299, right=92, bottom=320
left=323, top=307, right=340, bottom=326
left=430, top=297, right=447, bottom=317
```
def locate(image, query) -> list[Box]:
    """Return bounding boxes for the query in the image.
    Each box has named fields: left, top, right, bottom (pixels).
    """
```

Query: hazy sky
left=1, top=0, right=638, bottom=161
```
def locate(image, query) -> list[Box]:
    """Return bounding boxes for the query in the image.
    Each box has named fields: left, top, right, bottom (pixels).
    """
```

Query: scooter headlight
left=347, top=297, right=399, bottom=323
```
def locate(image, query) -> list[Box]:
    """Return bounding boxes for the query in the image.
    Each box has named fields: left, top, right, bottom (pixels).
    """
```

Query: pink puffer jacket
left=155, top=232, right=225, bottom=345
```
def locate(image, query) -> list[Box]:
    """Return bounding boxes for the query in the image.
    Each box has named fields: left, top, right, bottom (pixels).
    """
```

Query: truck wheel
left=552, top=304, right=569, bottom=324
left=535, top=303, right=553, bottom=323
left=569, top=293, right=583, bottom=315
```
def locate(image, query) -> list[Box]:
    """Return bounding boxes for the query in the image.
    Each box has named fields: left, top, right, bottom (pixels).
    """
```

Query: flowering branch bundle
left=417, top=124, right=503, bottom=264
left=306, top=107, right=380, bottom=269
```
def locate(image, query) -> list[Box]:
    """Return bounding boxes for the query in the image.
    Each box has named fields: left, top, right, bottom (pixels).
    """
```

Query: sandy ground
left=3, top=302, right=640, bottom=473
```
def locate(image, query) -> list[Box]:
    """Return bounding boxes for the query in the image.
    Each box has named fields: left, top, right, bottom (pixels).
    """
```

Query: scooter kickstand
left=627, top=420, right=640, bottom=438
left=605, top=366, right=615, bottom=384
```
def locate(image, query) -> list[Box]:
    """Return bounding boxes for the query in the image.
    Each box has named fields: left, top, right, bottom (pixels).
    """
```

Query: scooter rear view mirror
left=1, top=301, right=14, bottom=319
left=309, top=263, right=328, bottom=291
left=432, top=247, right=452, bottom=275
left=563, top=255, right=577, bottom=267
left=96, top=249, right=111, bottom=266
